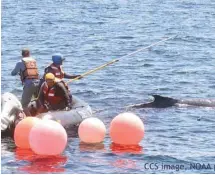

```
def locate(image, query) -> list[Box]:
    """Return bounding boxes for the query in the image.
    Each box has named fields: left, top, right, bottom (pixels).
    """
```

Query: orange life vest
left=21, top=57, right=39, bottom=83
left=46, top=63, right=64, bottom=79
left=42, top=79, right=69, bottom=105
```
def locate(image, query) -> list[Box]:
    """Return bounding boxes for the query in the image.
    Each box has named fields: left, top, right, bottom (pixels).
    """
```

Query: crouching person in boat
left=34, top=73, right=72, bottom=115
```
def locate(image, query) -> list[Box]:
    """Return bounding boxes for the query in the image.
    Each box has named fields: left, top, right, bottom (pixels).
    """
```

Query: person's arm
left=11, top=62, right=22, bottom=76
left=57, top=82, right=72, bottom=108
left=64, top=73, right=82, bottom=79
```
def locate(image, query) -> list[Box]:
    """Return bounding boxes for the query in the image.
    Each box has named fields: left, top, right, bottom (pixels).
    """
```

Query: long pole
left=66, top=35, right=177, bottom=84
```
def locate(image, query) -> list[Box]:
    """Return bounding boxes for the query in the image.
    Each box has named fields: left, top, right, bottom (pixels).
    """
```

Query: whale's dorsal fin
left=152, top=94, right=177, bottom=101
left=128, top=95, right=179, bottom=108
left=151, top=94, right=179, bottom=108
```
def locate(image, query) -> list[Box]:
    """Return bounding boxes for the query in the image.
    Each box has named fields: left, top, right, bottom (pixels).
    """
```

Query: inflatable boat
left=36, top=95, right=93, bottom=127
left=1, top=92, right=92, bottom=137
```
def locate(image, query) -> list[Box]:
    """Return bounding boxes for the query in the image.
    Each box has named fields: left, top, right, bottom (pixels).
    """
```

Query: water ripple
left=2, top=0, right=215, bottom=173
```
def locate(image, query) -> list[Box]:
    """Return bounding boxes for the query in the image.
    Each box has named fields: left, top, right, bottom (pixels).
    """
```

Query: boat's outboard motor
left=1, top=93, right=24, bottom=132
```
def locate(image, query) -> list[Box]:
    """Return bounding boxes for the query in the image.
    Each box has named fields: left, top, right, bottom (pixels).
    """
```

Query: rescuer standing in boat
left=37, top=73, right=72, bottom=113
left=43, top=53, right=82, bottom=80
left=11, top=48, right=40, bottom=108
left=37, top=53, right=82, bottom=90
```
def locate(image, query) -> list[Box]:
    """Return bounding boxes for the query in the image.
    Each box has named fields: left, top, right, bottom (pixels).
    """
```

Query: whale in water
left=129, top=95, right=215, bottom=108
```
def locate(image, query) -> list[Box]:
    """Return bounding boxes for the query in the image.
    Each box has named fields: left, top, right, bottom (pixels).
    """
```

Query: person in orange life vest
left=37, top=73, right=72, bottom=112
left=43, top=53, right=82, bottom=80
left=11, top=48, right=40, bottom=108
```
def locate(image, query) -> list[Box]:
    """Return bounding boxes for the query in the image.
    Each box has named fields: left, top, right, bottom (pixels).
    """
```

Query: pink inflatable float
left=29, top=119, right=67, bottom=155
left=110, top=112, right=144, bottom=145
left=78, top=117, right=106, bottom=144
left=14, top=117, right=41, bottom=149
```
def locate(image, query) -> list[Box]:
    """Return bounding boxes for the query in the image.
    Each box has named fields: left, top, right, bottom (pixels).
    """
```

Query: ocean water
left=1, top=0, right=215, bottom=173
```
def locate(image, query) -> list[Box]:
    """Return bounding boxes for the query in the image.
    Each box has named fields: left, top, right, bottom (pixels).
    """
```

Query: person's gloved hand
left=75, top=75, right=83, bottom=80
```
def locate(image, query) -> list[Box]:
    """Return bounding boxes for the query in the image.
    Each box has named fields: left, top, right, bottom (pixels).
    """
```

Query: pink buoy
left=14, top=117, right=41, bottom=149
left=110, top=112, right=144, bottom=145
left=78, top=117, right=106, bottom=143
left=29, top=119, right=67, bottom=155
